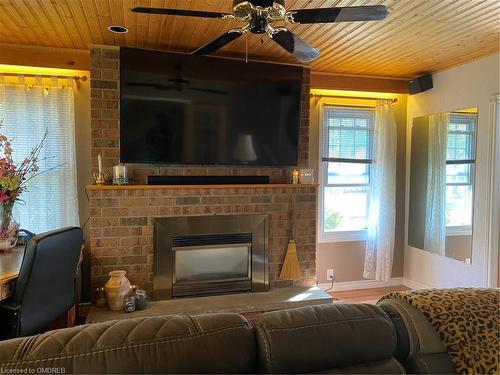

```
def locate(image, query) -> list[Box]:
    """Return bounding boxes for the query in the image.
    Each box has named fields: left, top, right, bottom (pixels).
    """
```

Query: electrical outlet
left=327, top=269, right=334, bottom=280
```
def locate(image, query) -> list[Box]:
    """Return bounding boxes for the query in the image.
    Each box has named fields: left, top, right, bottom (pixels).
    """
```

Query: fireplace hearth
left=154, top=214, right=268, bottom=300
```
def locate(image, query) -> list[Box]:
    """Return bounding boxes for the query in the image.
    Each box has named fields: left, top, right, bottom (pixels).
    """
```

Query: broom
left=279, top=196, right=302, bottom=280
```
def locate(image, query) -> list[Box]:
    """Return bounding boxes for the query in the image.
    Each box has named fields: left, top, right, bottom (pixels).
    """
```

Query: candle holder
left=93, top=171, right=106, bottom=185
left=112, top=164, right=129, bottom=185
left=292, top=169, right=300, bottom=184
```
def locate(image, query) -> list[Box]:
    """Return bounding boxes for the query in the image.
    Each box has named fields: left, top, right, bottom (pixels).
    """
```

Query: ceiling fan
left=131, top=0, right=389, bottom=64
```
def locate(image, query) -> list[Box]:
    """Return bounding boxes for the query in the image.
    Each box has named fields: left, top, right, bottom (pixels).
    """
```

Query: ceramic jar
left=104, top=270, right=131, bottom=311
left=135, top=289, right=148, bottom=310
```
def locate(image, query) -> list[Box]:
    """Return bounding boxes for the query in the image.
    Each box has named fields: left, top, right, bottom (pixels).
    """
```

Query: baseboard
left=317, top=277, right=404, bottom=291
left=401, top=278, right=431, bottom=289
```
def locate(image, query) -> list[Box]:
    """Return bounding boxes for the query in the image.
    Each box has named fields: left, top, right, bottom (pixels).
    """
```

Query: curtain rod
left=310, top=93, right=398, bottom=104
left=0, top=72, right=87, bottom=81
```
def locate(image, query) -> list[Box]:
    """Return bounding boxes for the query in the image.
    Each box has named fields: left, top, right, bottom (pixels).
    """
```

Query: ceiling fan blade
left=131, top=7, right=229, bottom=19
left=271, top=30, right=320, bottom=63
left=289, top=5, right=388, bottom=24
left=192, top=31, right=243, bottom=56
left=190, top=87, right=228, bottom=95
left=126, top=82, right=175, bottom=91
left=126, top=82, right=163, bottom=89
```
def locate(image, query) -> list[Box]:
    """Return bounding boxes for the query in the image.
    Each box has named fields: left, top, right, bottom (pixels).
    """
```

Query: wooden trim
left=0, top=271, right=18, bottom=285
left=0, top=43, right=89, bottom=71
left=0, top=72, right=87, bottom=81
left=311, top=72, right=409, bottom=94
left=311, top=93, right=398, bottom=103
left=86, top=184, right=319, bottom=190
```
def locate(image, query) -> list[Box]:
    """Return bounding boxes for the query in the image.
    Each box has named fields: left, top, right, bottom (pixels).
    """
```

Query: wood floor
left=329, top=285, right=410, bottom=305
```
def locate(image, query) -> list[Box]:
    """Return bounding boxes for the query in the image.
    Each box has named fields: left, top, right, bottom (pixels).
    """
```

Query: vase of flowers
left=0, top=200, right=18, bottom=251
left=0, top=121, right=47, bottom=252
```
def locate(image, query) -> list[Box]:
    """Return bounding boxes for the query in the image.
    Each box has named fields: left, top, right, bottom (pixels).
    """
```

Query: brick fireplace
left=87, top=44, right=316, bottom=298
left=87, top=185, right=317, bottom=296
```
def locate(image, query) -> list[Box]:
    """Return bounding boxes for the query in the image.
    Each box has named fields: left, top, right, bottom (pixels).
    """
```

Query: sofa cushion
left=254, top=303, right=399, bottom=374
left=0, top=313, right=256, bottom=374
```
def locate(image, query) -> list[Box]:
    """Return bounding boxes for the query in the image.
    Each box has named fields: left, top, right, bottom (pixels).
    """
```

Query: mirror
left=408, top=108, right=477, bottom=263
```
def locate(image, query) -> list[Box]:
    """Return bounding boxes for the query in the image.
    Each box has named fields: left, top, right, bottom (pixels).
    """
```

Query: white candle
left=98, top=154, right=102, bottom=175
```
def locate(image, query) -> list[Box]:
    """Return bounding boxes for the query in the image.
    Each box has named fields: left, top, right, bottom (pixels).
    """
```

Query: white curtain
left=0, top=80, right=79, bottom=234
left=424, top=112, right=449, bottom=255
left=363, top=100, right=397, bottom=281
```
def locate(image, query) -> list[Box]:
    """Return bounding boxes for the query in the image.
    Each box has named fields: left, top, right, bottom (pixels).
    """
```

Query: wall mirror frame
left=408, top=107, right=478, bottom=263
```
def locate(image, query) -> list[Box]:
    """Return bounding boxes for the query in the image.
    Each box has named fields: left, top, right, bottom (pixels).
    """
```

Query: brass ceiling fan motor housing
left=232, top=0, right=287, bottom=21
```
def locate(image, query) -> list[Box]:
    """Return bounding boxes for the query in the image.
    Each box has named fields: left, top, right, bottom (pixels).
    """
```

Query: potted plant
left=0, top=121, right=48, bottom=252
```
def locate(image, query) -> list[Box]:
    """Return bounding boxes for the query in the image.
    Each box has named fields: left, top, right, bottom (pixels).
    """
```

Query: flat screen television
left=120, top=47, right=303, bottom=166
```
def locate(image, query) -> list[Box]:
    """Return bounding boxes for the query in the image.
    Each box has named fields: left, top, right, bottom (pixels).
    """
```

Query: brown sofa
left=0, top=303, right=405, bottom=374
left=377, top=298, right=455, bottom=374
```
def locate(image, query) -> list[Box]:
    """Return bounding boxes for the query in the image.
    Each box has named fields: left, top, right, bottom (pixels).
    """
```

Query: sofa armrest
left=377, top=299, right=456, bottom=374
left=405, top=353, right=456, bottom=374
left=377, top=299, right=411, bottom=362
left=377, top=298, right=446, bottom=356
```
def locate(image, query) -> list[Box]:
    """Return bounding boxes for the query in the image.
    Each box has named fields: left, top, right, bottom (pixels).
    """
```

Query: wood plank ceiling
left=0, top=0, right=498, bottom=78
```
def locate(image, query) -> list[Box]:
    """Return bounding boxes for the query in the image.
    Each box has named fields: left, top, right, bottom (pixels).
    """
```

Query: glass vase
left=0, top=202, right=19, bottom=252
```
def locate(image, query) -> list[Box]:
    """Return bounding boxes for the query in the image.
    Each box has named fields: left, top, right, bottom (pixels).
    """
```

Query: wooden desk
left=0, top=246, right=25, bottom=300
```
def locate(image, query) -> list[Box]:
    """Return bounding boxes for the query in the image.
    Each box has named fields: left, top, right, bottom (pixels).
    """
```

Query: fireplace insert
left=154, top=215, right=268, bottom=300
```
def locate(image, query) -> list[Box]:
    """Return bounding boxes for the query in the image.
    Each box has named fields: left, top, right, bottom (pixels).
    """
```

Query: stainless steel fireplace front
left=153, top=214, right=268, bottom=300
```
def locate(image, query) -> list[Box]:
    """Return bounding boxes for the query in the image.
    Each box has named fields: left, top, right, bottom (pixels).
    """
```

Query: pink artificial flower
left=0, top=191, right=10, bottom=203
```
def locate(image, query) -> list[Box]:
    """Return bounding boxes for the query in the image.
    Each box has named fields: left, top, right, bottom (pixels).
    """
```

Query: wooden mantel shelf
left=86, top=184, right=318, bottom=190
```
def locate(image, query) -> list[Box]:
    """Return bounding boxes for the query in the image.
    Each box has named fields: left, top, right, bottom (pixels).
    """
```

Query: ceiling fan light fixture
left=108, top=25, right=129, bottom=34
left=132, top=2, right=388, bottom=63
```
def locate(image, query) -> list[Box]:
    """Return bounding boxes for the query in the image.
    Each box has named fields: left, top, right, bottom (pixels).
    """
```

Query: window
left=446, top=112, right=476, bottom=233
left=0, top=82, right=79, bottom=234
left=319, top=105, right=375, bottom=241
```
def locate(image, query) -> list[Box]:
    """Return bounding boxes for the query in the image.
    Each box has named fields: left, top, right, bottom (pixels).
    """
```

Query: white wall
left=405, top=53, right=500, bottom=288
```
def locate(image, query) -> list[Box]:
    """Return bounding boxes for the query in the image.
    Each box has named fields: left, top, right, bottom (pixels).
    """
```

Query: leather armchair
left=0, top=227, right=83, bottom=339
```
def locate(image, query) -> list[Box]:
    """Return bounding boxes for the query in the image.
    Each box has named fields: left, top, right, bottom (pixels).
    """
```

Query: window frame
left=445, top=112, right=476, bottom=235
left=318, top=102, right=375, bottom=243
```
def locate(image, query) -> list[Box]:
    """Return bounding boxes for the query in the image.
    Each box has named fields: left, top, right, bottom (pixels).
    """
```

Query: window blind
left=322, top=105, right=375, bottom=162
left=446, top=113, right=476, bottom=186
left=0, top=83, right=79, bottom=234
left=447, top=113, right=476, bottom=162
